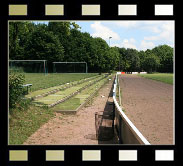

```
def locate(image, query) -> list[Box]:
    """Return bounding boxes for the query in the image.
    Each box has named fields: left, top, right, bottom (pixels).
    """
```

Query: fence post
left=118, top=116, right=123, bottom=144
left=112, top=101, right=115, bottom=134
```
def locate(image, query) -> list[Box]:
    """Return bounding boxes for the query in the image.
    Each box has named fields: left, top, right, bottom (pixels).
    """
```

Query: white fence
left=140, top=72, right=147, bottom=74
left=113, top=73, right=150, bottom=145
left=132, top=72, right=138, bottom=74
left=117, top=72, right=147, bottom=74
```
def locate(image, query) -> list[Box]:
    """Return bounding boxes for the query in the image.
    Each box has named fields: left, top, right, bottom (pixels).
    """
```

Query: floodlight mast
left=109, top=37, right=112, bottom=47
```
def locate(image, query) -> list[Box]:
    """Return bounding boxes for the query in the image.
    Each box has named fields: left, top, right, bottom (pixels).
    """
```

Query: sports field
left=139, top=73, right=173, bottom=85
left=24, top=73, right=98, bottom=91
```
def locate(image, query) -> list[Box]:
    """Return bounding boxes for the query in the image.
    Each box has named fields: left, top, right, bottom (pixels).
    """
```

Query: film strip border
left=8, top=149, right=176, bottom=162
left=8, top=4, right=174, bottom=16
left=2, top=1, right=179, bottom=166
left=6, top=1, right=175, bottom=19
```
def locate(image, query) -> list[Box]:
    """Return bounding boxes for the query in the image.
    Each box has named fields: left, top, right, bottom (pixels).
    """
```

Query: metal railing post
left=112, top=102, right=115, bottom=134
left=118, top=116, right=123, bottom=144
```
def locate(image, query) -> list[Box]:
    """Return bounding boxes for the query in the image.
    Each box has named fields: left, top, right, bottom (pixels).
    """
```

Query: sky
left=76, top=21, right=174, bottom=51
left=34, top=20, right=174, bottom=51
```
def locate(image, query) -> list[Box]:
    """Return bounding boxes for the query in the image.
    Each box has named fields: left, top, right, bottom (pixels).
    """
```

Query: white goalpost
left=52, top=62, right=88, bottom=73
left=9, top=60, right=47, bottom=74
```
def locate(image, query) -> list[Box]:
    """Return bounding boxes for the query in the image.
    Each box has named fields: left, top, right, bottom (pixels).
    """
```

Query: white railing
left=113, top=73, right=150, bottom=145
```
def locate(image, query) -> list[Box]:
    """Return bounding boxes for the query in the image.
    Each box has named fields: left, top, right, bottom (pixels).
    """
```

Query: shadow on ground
left=95, top=78, right=119, bottom=144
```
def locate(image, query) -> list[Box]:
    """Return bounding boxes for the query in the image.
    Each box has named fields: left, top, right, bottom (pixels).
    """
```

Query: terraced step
left=51, top=75, right=112, bottom=113
left=33, top=75, right=108, bottom=107
left=25, top=74, right=101, bottom=99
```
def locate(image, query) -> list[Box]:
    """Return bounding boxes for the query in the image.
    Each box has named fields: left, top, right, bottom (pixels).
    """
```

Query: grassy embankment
left=139, top=73, right=173, bottom=85
left=9, top=73, right=99, bottom=144
left=51, top=76, right=110, bottom=111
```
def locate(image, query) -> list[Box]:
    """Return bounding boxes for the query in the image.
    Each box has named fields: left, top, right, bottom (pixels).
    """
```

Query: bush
left=9, top=73, right=25, bottom=109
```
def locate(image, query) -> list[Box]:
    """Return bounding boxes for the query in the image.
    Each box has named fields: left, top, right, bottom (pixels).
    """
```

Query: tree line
left=9, top=21, right=174, bottom=73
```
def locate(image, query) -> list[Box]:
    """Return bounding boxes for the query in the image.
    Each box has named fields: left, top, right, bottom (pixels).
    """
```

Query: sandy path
left=24, top=76, right=118, bottom=145
left=119, top=74, right=173, bottom=145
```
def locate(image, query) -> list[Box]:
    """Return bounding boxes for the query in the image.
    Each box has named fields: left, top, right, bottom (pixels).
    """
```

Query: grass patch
left=9, top=99, right=54, bottom=145
left=25, top=74, right=100, bottom=98
left=24, top=73, right=98, bottom=91
left=52, top=98, right=81, bottom=111
left=139, top=73, right=173, bottom=85
left=33, top=75, right=104, bottom=105
left=51, top=76, right=109, bottom=111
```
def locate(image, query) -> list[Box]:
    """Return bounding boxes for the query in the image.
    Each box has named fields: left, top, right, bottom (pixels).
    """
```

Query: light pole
left=109, top=37, right=112, bottom=47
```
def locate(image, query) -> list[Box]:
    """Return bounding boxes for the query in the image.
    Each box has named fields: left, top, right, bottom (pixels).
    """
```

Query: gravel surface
left=24, top=76, right=118, bottom=145
left=119, top=74, right=174, bottom=145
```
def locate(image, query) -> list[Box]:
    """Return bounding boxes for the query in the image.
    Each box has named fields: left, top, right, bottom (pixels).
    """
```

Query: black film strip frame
left=0, top=0, right=181, bottom=166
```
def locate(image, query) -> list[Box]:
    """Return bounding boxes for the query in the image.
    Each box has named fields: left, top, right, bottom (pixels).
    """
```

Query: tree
left=48, top=22, right=81, bottom=61
left=151, top=45, right=173, bottom=72
left=125, top=48, right=140, bottom=72
left=107, top=47, right=120, bottom=71
left=9, top=22, right=36, bottom=59
left=138, top=50, right=147, bottom=71
left=24, top=25, right=64, bottom=63
left=142, top=52, right=160, bottom=73
left=117, top=48, right=126, bottom=71
left=9, top=21, right=174, bottom=73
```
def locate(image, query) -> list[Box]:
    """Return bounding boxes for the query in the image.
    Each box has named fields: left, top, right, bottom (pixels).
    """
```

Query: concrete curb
left=48, top=75, right=108, bottom=108
left=55, top=75, right=112, bottom=114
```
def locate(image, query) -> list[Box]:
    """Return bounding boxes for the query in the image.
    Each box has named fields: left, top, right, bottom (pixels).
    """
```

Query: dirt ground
left=24, top=76, right=118, bottom=145
left=24, top=74, right=173, bottom=145
left=119, top=74, right=174, bottom=145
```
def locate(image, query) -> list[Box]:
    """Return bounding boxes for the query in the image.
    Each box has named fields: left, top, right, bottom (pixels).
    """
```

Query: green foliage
left=125, top=49, right=140, bottom=71
left=151, top=45, right=173, bottom=72
left=108, top=47, right=120, bottom=71
left=9, top=99, right=54, bottom=144
left=9, top=22, right=36, bottom=59
left=9, top=22, right=174, bottom=73
left=118, top=45, right=173, bottom=73
left=24, top=27, right=64, bottom=62
left=9, top=73, right=25, bottom=109
left=142, top=52, right=160, bottom=73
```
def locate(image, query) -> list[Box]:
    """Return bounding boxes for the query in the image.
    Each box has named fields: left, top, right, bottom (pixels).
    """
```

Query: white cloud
left=129, top=38, right=136, bottom=43
left=143, top=21, right=174, bottom=42
left=88, top=21, right=174, bottom=51
left=142, top=25, right=161, bottom=33
left=140, top=40, right=155, bottom=51
left=112, top=38, right=137, bottom=49
left=91, top=22, right=120, bottom=40
left=167, top=43, right=174, bottom=48
left=112, top=21, right=174, bottom=42
left=112, top=39, right=155, bottom=51
left=144, top=36, right=159, bottom=41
